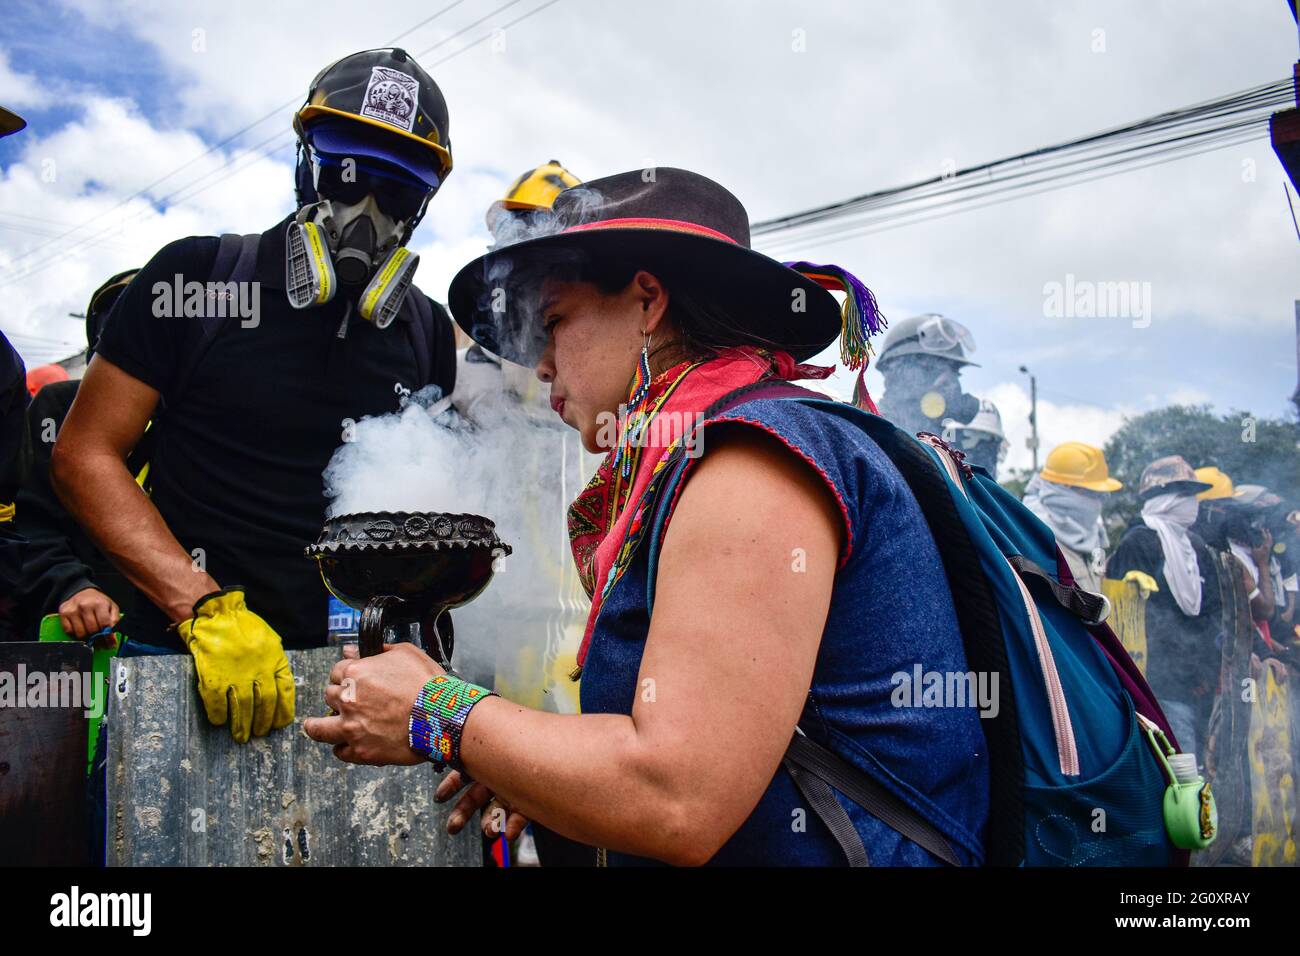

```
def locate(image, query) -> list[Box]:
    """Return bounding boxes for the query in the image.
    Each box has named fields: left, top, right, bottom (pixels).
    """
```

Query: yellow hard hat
left=1194, top=466, right=1242, bottom=501
left=1040, top=442, right=1122, bottom=492
left=492, top=160, right=582, bottom=215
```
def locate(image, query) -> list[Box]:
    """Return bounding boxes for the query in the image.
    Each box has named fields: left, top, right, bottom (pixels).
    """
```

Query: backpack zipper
left=920, top=435, right=1080, bottom=776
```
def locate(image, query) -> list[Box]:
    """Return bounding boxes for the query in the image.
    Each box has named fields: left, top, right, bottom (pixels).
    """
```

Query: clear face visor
left=916, top=315, right=976, bottom=355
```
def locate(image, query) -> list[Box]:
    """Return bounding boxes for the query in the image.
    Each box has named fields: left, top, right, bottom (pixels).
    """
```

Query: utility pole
left=1020, top=364, right=1039, bottom=473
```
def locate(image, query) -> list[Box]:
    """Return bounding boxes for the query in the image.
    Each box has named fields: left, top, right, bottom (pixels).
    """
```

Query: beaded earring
left=611, top=329, right=653, bottom=480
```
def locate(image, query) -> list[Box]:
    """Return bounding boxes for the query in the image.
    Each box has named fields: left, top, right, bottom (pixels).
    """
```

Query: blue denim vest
left=579, top=396, right=990, bottom=865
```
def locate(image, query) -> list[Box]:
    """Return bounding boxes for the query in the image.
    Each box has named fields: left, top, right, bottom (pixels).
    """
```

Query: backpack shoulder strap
left=639, top=379, right=986, bottom=866
left=127, top=233, right=259, bottom=480
left=699, top=377, right=821, bottom=417
left=170, top=232, right=260, bottom=405
left=784, top=731, right=963, bottom=866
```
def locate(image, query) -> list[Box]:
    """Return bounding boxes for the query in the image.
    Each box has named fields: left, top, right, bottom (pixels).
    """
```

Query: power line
left=757, top=123, right=1265, bottom=256
left=753, top=78, right=1290, bottom=251
left=0, top=216, right=137, bottom=252
left=3, top=330, right=82, bottom=347
left=754, top=78, right=1288, bottom=234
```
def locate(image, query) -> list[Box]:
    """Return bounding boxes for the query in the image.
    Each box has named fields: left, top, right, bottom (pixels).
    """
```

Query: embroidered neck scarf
left=566, top=345, right=832, bottom=674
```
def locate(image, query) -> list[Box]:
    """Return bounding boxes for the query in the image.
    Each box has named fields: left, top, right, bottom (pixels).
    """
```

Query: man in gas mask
left=874, top=313, right=988, bottom=440
left=51, top=48, right=458, bottom=743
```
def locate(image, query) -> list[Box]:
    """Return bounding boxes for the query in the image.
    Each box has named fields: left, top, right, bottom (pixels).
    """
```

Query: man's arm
left=49, top=354, right=218, bottom=623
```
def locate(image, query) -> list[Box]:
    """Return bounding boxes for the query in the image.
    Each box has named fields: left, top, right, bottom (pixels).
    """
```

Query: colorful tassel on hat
left=784, top=262, right=887, bottom=371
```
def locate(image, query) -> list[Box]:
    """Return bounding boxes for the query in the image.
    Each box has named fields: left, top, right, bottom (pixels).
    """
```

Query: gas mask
left=286, top=152, right=429, bottom=328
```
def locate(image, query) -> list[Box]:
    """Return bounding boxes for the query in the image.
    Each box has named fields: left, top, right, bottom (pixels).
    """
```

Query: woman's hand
left=303, top=642, right=439, bottom=765
left=436, top=770, right=530, bottom=840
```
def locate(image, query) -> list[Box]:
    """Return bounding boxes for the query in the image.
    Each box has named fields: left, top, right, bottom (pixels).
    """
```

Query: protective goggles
left=311, top=152, right=432, bottom=221
left=915, top=315, right=976, bottom=355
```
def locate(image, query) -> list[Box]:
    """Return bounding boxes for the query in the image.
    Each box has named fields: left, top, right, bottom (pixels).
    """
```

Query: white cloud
left=0, top=49, right=50, bottom=110
left=982, top=381, right=1130, bottom=474
left=0, top=95, right=292, bottom=357
left=1166, top=386, right=1212, bottom=406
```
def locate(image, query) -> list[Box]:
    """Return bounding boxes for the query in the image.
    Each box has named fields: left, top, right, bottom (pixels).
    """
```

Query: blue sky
left=0, top=0, right=180, bottom=162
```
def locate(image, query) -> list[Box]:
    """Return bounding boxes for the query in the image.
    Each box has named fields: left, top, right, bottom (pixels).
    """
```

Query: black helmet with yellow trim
left=293, top=48, right=452, bottom=199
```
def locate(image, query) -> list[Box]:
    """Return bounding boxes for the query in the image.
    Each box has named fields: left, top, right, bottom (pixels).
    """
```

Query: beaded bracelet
left=408, top=674, right=495, bottom=772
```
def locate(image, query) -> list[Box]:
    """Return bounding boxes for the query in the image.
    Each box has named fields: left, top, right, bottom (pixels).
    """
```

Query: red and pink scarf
left=566, top=345, right=841, bottom=673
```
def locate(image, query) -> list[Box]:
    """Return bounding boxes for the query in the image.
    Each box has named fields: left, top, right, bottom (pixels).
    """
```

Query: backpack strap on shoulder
left=127, top=233, right=259, bottom=481
left=1007, top=553, right=1111, bottom=625
left=785, top=730, right=963, bottom=866
left=639, top=378, right=974, bottom=866
left=172, top=232, right=260, bottom=404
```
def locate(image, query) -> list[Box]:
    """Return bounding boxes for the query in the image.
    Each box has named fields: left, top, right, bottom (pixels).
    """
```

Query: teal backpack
left=648, top=381, right=1205, bottom=866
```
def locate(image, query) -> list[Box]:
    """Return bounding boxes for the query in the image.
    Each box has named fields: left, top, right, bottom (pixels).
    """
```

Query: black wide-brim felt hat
left=447, top=167, right=844, bottom=366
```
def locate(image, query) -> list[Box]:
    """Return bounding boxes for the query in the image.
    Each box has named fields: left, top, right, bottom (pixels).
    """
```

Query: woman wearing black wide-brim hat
left=307, top=168, right=990, bottom=866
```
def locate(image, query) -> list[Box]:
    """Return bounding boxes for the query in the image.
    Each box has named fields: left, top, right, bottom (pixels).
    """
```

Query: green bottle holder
left=38, top=613, right=127, bottom=775
left=1138, top=712, right=1217, bottom=851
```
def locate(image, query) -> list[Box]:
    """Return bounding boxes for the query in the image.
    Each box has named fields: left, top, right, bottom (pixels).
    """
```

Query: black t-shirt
left=94, top=218, right=456, bottom=648
left=1106, top=524, right=1222, bottom=704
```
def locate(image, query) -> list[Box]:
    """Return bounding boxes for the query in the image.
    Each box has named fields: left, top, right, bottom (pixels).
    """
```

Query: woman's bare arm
left=50, top=354, right=219, bottom=623
left=457, top=425, right=844, bottom=864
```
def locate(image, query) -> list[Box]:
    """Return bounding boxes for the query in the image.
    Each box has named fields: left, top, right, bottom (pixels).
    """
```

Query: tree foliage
left=1101, top=405, right=1300, bottom=536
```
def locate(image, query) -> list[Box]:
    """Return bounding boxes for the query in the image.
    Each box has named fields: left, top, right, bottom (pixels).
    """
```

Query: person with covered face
left=1105, top=456, right=1219, bottom=759
left=1274, top=508, right=1299, bottom=637
left=1223, top=485, right=1293, bottom=650
left=1021, top=442, right=1121, bottom=592
left=306, top=168, right=989, bottom=867
left=50, top=48, right=458, bottom=742
left=874, top=313, right=984, bottom=439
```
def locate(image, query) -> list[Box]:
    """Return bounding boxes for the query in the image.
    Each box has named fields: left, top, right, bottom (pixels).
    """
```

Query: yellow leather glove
left=0, top=501, right=14, bottom=523
left=1123, top=570, right=1160, bottom=599
left=177, top=588, right=295, bottom=743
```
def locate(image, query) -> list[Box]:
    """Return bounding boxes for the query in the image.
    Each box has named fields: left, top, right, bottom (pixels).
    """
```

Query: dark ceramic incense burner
left=305, top=511, right=511, bottom=666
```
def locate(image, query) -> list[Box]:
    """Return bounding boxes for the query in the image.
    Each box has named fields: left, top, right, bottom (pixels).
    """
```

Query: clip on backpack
left=644, top=379, right=1209, bottom=866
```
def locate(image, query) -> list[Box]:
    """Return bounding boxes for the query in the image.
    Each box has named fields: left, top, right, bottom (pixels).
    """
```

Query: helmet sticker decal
left=360, top=66, right=419, bottom=132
